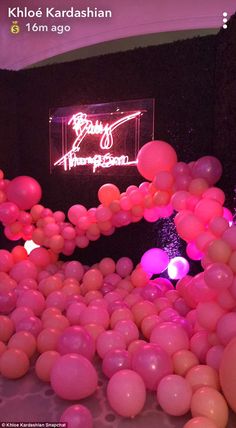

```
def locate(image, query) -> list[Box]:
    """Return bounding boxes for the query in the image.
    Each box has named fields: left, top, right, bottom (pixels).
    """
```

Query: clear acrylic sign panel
left=49, top=99, right=154, bottom=176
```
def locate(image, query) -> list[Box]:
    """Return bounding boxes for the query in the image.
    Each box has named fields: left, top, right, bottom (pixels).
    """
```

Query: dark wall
left=0, top=19, right=235, bottom=265
left=0, top=70, right=19, bottom=176
left=215, top=19, right=236, bottom=210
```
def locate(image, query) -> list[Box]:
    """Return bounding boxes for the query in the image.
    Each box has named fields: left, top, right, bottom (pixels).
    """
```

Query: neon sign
left=50, top=99, right=154, bottom=175
left=54, top=111, right=141, bottom=172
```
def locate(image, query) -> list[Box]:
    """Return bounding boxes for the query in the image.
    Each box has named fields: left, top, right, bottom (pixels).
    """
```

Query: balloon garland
left=0, top=140, right=236, bottom=427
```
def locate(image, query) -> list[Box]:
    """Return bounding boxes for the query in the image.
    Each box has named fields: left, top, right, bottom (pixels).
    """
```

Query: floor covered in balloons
left=1, top=360, right=236, bottom=428
left=1, top=138, right=236, bottom=428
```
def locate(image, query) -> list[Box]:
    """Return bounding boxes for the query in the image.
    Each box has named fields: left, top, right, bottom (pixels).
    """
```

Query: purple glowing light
left=140, top=248, right=169, bottom=274
left=167, top=257, right=190, bottom=280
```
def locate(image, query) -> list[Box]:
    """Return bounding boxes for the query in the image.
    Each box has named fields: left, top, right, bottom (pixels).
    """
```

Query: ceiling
left=0, top=0, right=235, bottom=71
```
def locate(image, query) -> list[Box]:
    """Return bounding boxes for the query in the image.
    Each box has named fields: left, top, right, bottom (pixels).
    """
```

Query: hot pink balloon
left=141, top=248, right=169, bottom=274
left=6, top=176, right=42, bottom=210
left=0, top=202, right=19, bottom=225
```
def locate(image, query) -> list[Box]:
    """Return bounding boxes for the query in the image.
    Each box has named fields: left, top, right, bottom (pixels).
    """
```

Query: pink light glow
left=141, top=248, right=170, bottom=274
left=54, top=111, right=141, bottom=172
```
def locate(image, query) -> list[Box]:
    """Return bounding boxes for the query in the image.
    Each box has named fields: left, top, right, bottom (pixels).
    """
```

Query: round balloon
left=137, top=140, right=177, bottom=181
left=6, top=176, right=42, bottom=210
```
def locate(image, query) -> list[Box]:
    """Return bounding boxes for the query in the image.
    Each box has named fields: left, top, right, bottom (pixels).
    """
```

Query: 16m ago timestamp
left=26, top=23, right=71, bottom=34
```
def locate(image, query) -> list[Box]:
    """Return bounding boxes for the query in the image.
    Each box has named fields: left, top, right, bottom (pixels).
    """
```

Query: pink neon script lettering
left=54, top=111, right=141, bottom=171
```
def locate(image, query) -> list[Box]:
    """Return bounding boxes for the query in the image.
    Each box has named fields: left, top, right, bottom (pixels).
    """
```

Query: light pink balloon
left=114, top=319, right=139, bottom=346
left=150, top=321, right=189, bottom=355
left=183, top=416, right=218, bottom=428
left=204, top=263, right=233, bottom=290
left=216, top=312, right=236, bottom=346
left=107, top=369, right=146, bottom=417
left=96, top=330, right=126, bottom=358
left=222, top=226, right=236, bottom=250
left=50, top=353, right=98, bottom=400
left=190, top=331, right=211, bottom=363
left=157, top=374, right=192, bottom=416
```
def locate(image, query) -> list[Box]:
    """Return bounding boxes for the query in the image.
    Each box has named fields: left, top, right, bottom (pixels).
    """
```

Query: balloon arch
left=0, top=140, right=235, bottom=427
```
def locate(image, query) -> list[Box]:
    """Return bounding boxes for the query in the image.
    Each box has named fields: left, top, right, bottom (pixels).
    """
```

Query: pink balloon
left=46, top=291, right=66, bottom=311
left=206, top=345, right=224, bottom=371
left=194, top=199, right=223, bottom=224
left=0, top=250, right=14, bottom=272
left=222, top=226, right=236, bottom=250
left=204, top=263, right=233, bottom=290
left=137, top=140, right=177, bottom=181
left=186, top=242, right=203, bottom=261
left=116, top=257, right=133, bottom=277
left=6, top=176, right=42, bottom=210
left=16, top=290, right=45, bottom=316
left=176, top=214, right=205, bottom=242
left=216, top=312, right=236, bottom=346
left=102, top=349, right=131, bottom=378
left=157, top=374, right=192, bottom=416
left=60, top=405, right=93, bottom=428
left=219, top=338, right=236, bottom=413
left=143, top=207, right=160, bottom=222
left=10, top=306, right=34, bottom=326
left=192, top=156, right=223, bottom=185
left=50, top=353, right=98, bottom=400
left=196, top=301, right=225, bottom=331
left=10, top=260, right=38, bottom=281
left=67, top=204, right=87, bottom=225
left=183, top=417, right=218, bottom=428
left=29, top=248, right=50, bottom=268
left=0, top=290, right=17, bottom=314
left=141, top=248, right=169, bottom=274
left=0, top=202, right=19, bottom=225
left=16, top=315, right=42, bottom=337
left=185, top=364, right=220, bottom=392
left=131, top=343, right=173, bottom=390
left=107, top=369, right=146, bottom=417
left=79, top=305, right=110, bottom=329
left=95, top=205, right=112, bottom=222
left=64, top=261, right=84, bottom=281
left=150, top=321, right=189, bottom=355
left=114, top=319, right=139, bottom=346
left=57, top=326, right=95, bottom=360
left=190, top=331, right=210, bottom=363
left=96, top=330, right=126, bottom=359
left=191, top=387, right=228, bottom=428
